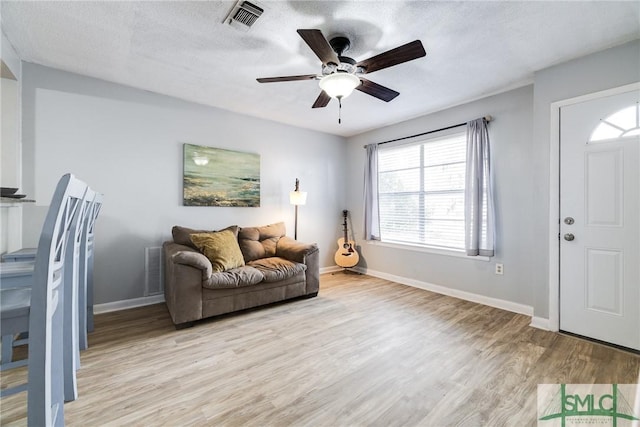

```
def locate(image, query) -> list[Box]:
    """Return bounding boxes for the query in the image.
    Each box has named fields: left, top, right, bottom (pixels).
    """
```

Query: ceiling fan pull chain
left=338, top=97, right=342, bottom=124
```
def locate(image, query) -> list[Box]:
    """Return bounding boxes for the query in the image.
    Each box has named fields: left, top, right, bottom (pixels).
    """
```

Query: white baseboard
left=94, top=294, right=165, bottom=314
left=529, top=316, right=551, bottom=330
left=94, top=267, right=539, bottom=322
left=354, top=266, right=534, bottom=317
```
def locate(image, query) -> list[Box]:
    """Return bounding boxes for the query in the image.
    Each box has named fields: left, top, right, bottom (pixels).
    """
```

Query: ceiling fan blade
left=356, top=40, right=426, bottom=74
left=297, top=29, right=339, bottom=65
left=356, top=78, right=400, bottom=102
left=312, top=91, right=331, bottom=108
left=257, top=74, right=318, bottom=83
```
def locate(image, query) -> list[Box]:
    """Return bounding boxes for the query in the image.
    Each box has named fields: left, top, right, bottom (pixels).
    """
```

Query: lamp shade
left=319, top=72, right=361, bottom=99
left=289, top=190, right=307, bottom=206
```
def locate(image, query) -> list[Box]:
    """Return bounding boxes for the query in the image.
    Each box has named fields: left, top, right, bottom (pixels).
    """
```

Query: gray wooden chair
left=78, top=191, right=103, bottom=350
left=1, top=249, right=37, bottom=262
left=0, top=173, right=88, bottom=426
left=1, top=185, right=96, bottom=403
left=1, top=196, right=103, bottom=355
left=62, top=187, right=96, bottom=402
left=0, top=262, right=34, bottom=363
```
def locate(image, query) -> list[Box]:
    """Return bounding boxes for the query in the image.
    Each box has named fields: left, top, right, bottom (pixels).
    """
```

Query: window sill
left=365, top=240, right=491, bottom=262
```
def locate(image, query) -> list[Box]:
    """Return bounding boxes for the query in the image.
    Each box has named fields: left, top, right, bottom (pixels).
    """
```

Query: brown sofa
left=163, top=222, right=319, bottom=328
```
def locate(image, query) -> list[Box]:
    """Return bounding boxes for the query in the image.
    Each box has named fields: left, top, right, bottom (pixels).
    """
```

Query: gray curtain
left=363, top=143, right=380, bottom=240
left=465, top=118, right=495, bottom=256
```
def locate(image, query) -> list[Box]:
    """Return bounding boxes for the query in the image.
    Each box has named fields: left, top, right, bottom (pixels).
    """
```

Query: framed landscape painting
left=183, top=143, right=260, bottom=207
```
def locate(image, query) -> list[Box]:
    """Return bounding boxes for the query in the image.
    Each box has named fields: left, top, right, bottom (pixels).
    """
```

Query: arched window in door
left=590, top=103, right=640, bottom=142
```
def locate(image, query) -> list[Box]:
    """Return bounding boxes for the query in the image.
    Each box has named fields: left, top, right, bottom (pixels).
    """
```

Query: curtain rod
left=364, top=115, right=493, bottom=148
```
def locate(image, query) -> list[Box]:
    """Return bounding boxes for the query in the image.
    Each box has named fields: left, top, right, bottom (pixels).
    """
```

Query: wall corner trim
left=354, top=267, right=534, bottom=317
left=529, top=316, right=551, bottom=331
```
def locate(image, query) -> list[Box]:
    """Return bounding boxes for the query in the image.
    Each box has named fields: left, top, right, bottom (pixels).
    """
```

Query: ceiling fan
left=257, top=29, right=426, bottom=123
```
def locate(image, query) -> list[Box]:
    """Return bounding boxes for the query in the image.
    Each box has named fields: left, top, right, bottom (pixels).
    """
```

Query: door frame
left=547, top=82, right=640, bottom=332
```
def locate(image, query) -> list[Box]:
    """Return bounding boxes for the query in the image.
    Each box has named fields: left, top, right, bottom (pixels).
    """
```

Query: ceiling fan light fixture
left=318, top=72, right=360, bottom=99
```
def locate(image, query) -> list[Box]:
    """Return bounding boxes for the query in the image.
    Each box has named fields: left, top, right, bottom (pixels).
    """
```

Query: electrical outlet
left=495, top=263, right=504, bottom=275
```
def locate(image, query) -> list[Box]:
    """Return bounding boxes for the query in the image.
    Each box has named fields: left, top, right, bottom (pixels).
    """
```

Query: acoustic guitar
left=335, top=210, right=360, bottom=268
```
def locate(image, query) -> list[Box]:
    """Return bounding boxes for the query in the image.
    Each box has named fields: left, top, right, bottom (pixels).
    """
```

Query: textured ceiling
left=1, top=1, right=639, bottom=137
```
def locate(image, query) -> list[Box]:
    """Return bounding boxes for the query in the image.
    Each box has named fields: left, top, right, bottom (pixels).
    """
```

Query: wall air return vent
left=225, top=1, right=264, bottom=32
left=144, top=246, right=163, bottom=296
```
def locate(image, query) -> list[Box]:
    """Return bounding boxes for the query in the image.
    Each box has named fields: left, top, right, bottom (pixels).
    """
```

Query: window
left=378, top=131, right=466, bottom=250
left=590, top=104, right=640, bottom=142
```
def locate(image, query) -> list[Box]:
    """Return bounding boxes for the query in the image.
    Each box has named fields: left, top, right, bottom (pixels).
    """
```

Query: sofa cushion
left=203, top=266, right=264, bottom=289
left=247, top=257, right=307, bottom=283
left=238, top=222, right=286, bottom=262
left=190, top=230, right=245, bottom=273
left=172, top=225, right=239, bottom=249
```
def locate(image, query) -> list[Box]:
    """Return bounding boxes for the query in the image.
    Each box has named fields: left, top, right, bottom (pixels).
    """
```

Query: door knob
left=564, top=233, right=575, bottom=241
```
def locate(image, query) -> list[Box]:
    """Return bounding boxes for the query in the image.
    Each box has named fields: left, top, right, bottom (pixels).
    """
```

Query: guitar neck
left=342, top=211, right=349, bottom=241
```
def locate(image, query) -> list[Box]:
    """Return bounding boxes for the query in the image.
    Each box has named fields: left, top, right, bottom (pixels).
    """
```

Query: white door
left=560, top=88, right=640, bottom=351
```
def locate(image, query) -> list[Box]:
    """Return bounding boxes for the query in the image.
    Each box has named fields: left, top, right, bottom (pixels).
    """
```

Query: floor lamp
left=289, top=178, right=307, bottom=240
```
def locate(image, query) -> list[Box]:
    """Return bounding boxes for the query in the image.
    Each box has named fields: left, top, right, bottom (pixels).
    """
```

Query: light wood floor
left=1, top=273, right=638, bottom=426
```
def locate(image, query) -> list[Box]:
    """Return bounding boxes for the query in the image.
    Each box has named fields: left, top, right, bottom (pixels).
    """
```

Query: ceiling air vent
left=225, top=1, right=264, bottom=32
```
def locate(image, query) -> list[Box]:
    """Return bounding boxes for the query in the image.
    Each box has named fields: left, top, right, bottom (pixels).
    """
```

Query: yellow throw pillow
left=190, top=230, right=245, bottom=273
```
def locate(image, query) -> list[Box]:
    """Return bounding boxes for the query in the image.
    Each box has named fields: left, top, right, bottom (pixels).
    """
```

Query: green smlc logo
left=539, top=384, right=639, bottom=427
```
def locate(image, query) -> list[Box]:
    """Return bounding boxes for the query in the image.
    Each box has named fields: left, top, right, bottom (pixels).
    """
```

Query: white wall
left=18, top=39, right=640, bottom=314
left=1, top=30, right=23, bottom=254
left=21, top=63, right=347, bottom=304
left=1, top=30, right=21, bottom=81
left=345, top=39, right=640, bottom=320
left=1, top=78, right=19, bottom=187
left=346, top=86, right=535, bottom=308
left=530, top=39, right=640, bottom=318
left=1, top=31, right=22, bottom=183
left=0, top=77, right=19, bottom=255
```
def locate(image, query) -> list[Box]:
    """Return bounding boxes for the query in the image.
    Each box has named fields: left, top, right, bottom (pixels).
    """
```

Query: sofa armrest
left=276, top=236, right=318, bottom=262
left=276, top=236, right=319, bottom=295
left=171, top=248, right=213, bottom=279
left=163, top=242, right=206, bottom=326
